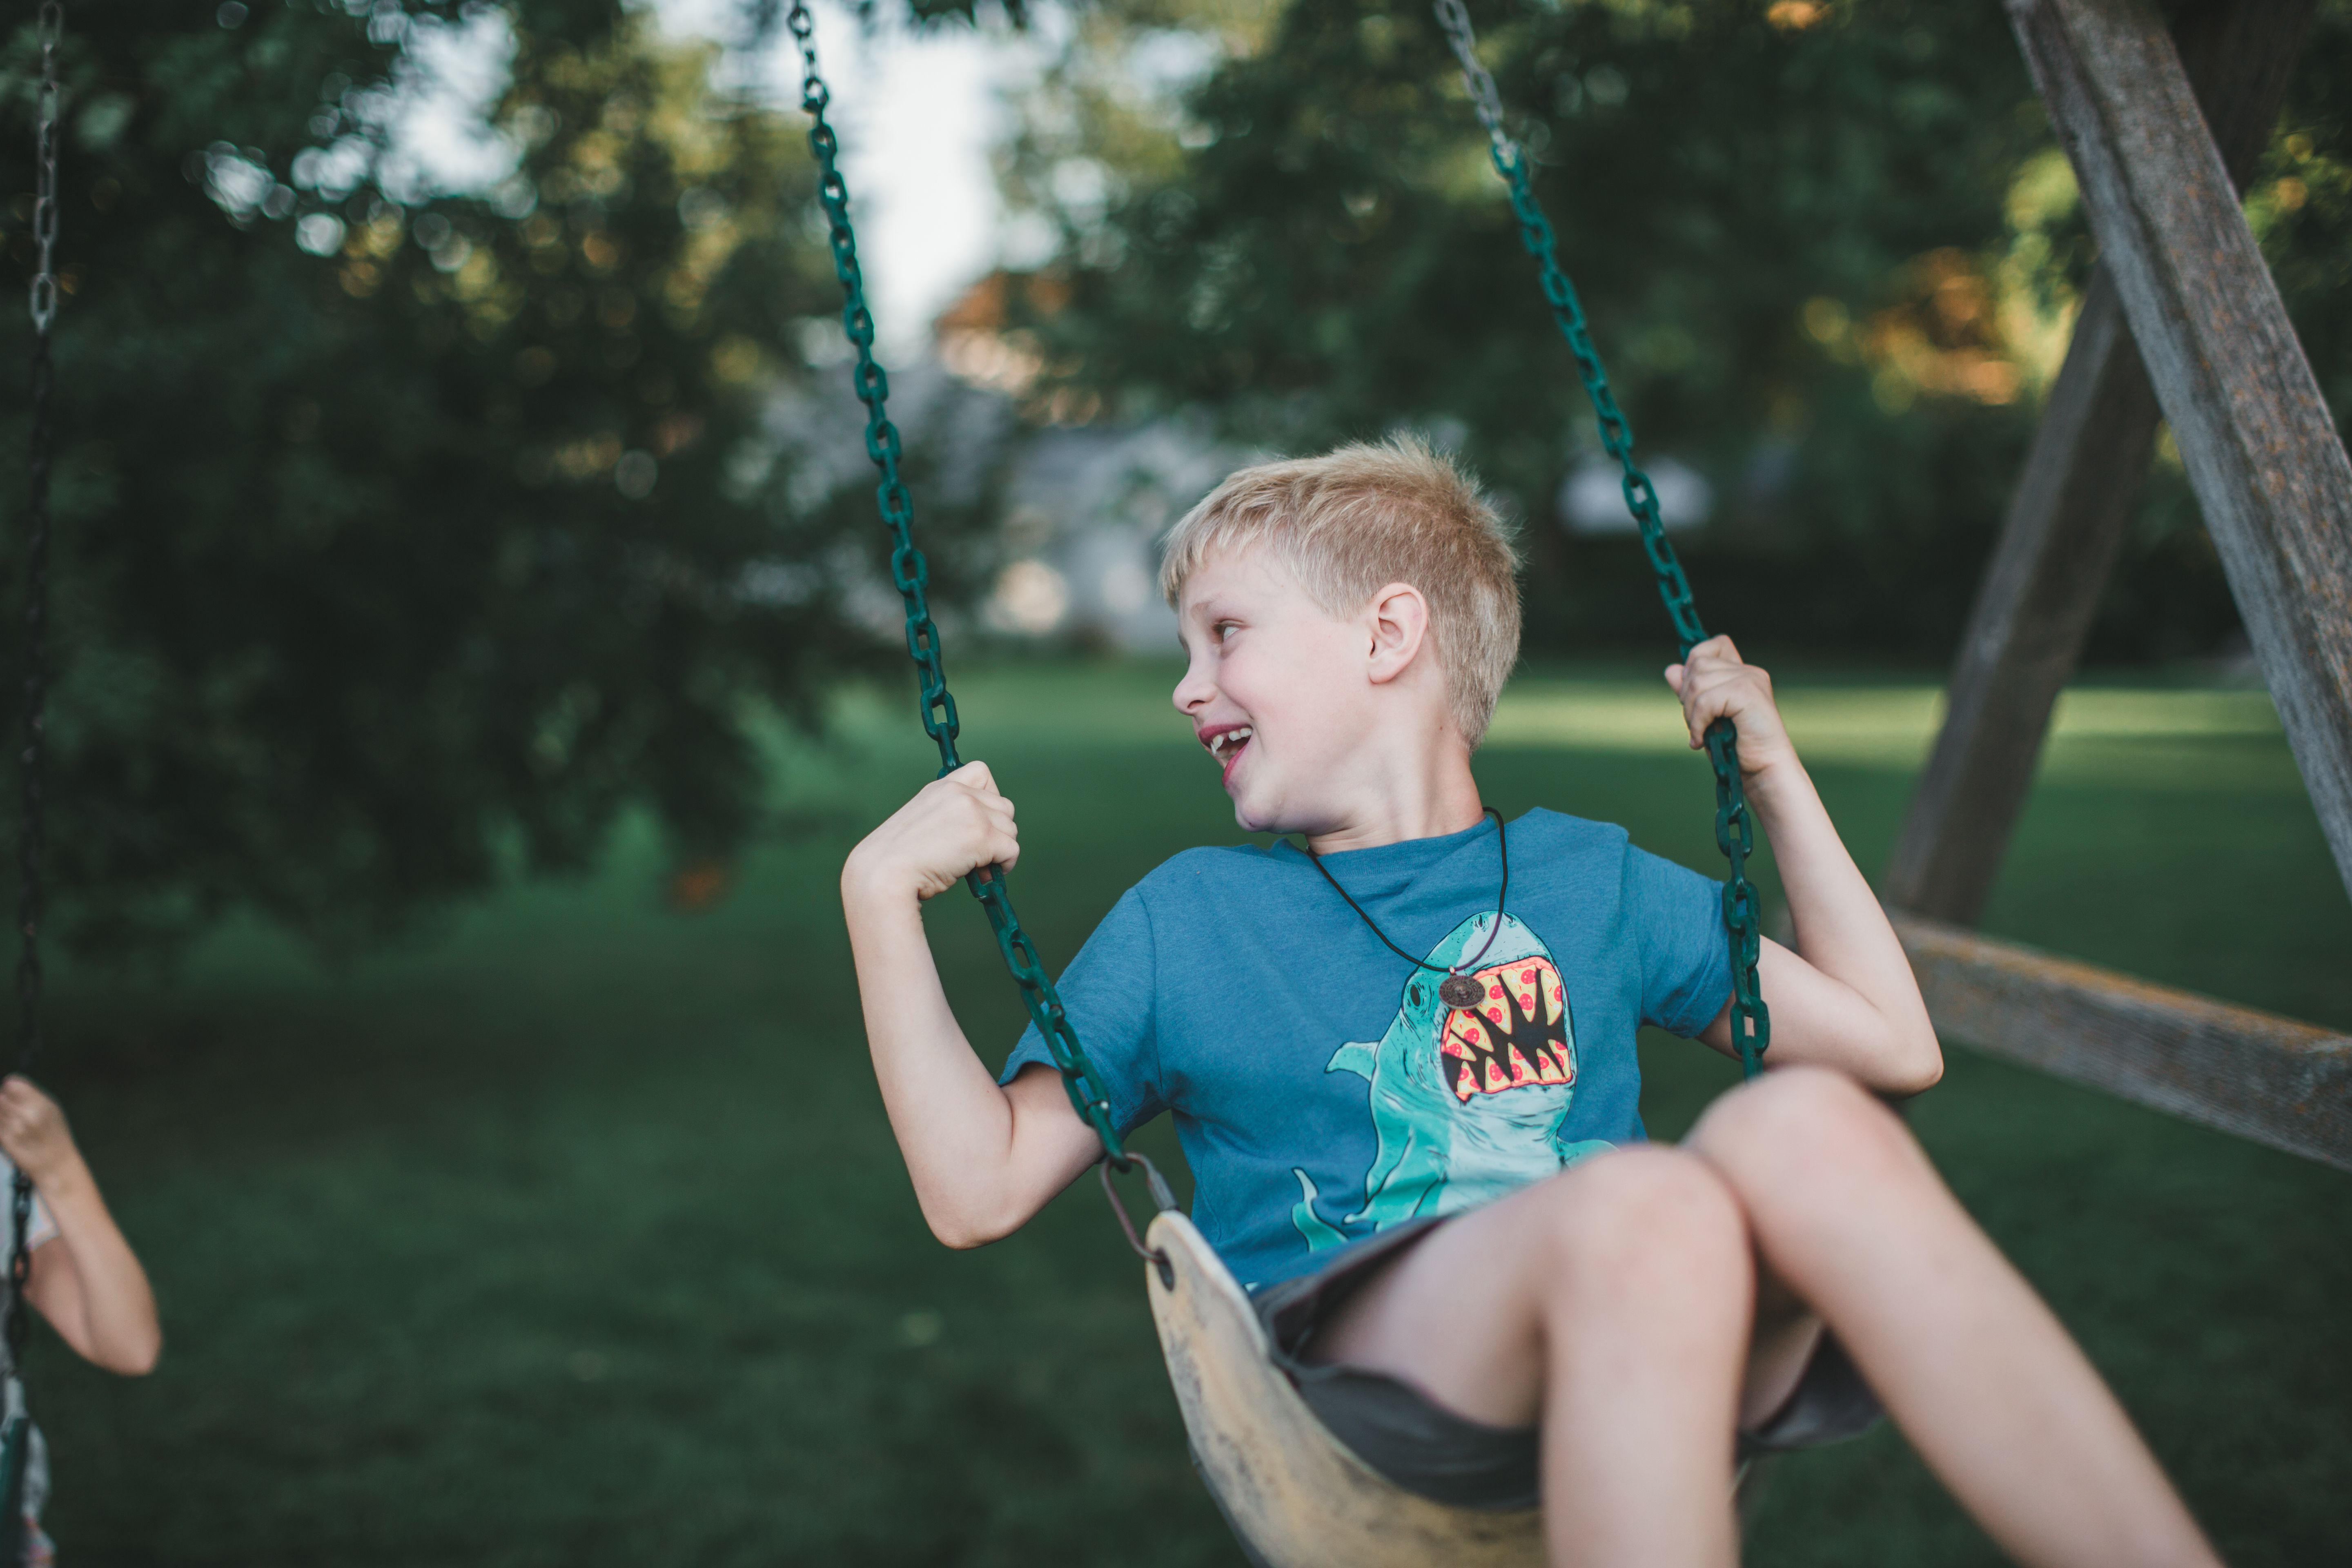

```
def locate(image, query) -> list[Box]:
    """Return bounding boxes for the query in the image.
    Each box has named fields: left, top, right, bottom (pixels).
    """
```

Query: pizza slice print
left=1440, top=956, right=1575, bottom=1102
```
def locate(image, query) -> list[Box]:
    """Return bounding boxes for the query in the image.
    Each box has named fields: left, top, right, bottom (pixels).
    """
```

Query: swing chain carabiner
left=1099, top=1153, right=1176, bottom=1289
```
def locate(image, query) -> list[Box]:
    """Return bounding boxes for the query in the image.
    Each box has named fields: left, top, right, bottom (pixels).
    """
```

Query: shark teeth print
left=1440, top=958, right=1575, bottom=1102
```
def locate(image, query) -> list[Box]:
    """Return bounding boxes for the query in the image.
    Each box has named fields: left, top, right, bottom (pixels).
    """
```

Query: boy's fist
left=0, top=1076, right=80, bottom=1189
left=1664, top=635, right=1799, bottom=778
left=843, top=761, right=1022, bottom=907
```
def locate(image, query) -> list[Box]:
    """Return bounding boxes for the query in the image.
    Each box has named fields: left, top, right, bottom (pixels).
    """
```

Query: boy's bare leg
left=1687, top=1067, right=2221, bottom=1568
left=1309, top=1067, right=2220, bottom=1568
left=1310, top=1146, right=1758, bottom=1568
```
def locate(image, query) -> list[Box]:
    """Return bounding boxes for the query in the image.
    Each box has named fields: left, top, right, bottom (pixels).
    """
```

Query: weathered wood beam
left=1895, top=912, right=2352, bottom=1171
left=2009, top=0, right=2352, bottom=908
left=1882, top=273, right=2159, bottom=924
left=1886, top=0, right=2314, bottom=926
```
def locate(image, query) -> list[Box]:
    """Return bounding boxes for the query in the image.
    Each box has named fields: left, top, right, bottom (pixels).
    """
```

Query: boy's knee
left=1531, top=1146, right=1747, bottom=1294
left=1691, top=1065, right=1914, bottom=1189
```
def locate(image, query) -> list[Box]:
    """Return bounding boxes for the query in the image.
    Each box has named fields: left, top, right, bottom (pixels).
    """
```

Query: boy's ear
left=1364, top=581, right=1431, bottom=686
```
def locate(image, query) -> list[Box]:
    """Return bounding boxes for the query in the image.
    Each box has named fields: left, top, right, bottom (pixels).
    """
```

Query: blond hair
left=1159, top=435, right=1522, bottom=746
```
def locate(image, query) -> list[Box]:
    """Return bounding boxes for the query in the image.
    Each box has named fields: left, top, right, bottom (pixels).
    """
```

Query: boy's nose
left=1172, top=662, right=1214, bottom=715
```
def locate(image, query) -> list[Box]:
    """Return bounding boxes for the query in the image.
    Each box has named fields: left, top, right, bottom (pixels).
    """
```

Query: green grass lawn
left=32, top=659, right=2352, bottom=1566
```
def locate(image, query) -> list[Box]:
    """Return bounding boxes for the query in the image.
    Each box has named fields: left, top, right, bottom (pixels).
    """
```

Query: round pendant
left=1438, top=973, right=1484, bottom=1010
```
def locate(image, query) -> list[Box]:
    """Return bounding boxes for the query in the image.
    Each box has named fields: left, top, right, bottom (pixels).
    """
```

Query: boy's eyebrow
left=1186, top=588, right=1242, bottom=618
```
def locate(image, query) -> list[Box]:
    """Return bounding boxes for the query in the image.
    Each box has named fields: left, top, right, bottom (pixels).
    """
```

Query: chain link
left=7, top=0, right=65, bottom=1385
left=784, top=2, right=1130, bottom=1164
left=1433, top=0, right=1767, bottom=1078
left=26, top=5, right=60, bottom=339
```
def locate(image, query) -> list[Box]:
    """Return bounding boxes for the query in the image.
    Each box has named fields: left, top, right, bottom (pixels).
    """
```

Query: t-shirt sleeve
left=1628, top=846, right=1734, bottom=1037
left=996, top=885, right=1165, bottom=1136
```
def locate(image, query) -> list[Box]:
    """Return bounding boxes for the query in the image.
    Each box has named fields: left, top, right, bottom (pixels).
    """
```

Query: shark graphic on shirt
left=1291, top=912, right=1613, bottom=1249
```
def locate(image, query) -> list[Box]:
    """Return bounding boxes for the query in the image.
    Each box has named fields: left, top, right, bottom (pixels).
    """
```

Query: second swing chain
left=1434, top=0, right=1770, bottom=1079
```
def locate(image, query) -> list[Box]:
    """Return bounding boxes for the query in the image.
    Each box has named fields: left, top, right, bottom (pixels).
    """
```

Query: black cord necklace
left=1301, top=808, right=1509, bottom=1010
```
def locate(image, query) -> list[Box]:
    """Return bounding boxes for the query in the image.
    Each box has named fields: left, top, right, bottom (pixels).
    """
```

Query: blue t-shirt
left=1000, top=808, right=1733, bottom=1288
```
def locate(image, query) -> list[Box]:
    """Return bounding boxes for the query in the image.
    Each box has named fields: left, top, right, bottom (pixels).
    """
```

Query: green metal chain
left=1434, top=0, right=1768, bottom=1079
left=0, top=7, right=62, bottom=1557
left=784, top=2, right=1131, bottom=1163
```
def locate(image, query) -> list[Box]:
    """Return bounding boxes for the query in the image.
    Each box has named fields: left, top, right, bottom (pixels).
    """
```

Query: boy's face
left=1172, top=541, right=1385, bottom=835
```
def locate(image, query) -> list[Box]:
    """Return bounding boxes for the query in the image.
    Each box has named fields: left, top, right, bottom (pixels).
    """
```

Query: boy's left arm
left=1666, top=637, right=1942, bottom=1095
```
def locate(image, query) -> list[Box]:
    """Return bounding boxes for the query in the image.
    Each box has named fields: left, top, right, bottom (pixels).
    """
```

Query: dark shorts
left=1254, top=1216, right=1885, bottom=1513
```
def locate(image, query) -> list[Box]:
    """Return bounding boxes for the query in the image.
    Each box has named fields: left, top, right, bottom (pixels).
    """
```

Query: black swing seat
left=1143, top=1210, right=1546, bottom=1568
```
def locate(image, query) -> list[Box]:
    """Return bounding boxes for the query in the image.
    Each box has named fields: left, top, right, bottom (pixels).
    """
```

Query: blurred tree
left=0, top=0, right=1003, bottom=956
left=994, top=0, right=2351, bottom=665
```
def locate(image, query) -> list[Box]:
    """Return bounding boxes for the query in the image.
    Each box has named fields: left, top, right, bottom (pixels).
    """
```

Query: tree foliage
left=1000, top=0, right=2352, bottom=663
left=0, top=0, right=994, bottom=955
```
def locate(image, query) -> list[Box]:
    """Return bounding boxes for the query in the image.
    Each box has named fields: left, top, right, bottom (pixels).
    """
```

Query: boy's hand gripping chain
left=784, top=3, right=1134, bottom=1169
left=1434, top=0, right=1768, bottom=1078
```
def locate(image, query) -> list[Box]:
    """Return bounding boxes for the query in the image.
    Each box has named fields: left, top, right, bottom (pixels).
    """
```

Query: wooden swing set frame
left=1885, top=0, right=2352, bottom=1175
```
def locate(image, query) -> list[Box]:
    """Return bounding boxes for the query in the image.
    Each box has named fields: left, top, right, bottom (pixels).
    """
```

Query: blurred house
left=936, top=272, right=1236, bottom=653
left=924, top=273, right=1740, bottom=647
left=1557, top=454, right=1714, bottom=535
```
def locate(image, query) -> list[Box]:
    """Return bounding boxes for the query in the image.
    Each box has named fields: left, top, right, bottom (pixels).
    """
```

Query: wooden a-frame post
left=1882, top=0, right=2352, bottom=1170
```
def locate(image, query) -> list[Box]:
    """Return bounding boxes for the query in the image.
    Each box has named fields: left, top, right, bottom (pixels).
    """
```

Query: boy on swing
left=842, top=438, right=2223, bottom=1567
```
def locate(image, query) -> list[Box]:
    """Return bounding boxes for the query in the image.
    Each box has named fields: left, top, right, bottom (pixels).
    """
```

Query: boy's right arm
left=841, top=762, right=1104, bottom=1249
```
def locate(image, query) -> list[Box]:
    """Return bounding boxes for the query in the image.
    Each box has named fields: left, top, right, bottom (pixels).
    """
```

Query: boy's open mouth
left=1201, top=724, right=1252, bottom=785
